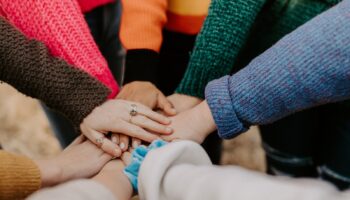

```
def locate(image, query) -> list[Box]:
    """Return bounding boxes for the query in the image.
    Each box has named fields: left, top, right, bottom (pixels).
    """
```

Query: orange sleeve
left=120, top=0, right=167, bottom=52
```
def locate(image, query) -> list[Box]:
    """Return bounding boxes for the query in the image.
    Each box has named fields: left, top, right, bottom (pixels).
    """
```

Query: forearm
left=0, top=151, right=41, bottom=199
left=120, top=0, right=167, bottom=83
left=0, top=0, right=118, bottom=97
left=205, top=0, right=350, bottom=139
left=0, top=17, right=110, bottom=127
left=176, top=0, right=267, bottom=98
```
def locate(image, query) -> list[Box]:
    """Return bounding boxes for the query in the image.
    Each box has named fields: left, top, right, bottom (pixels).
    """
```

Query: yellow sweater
left=0, top=151, right=41, bottom=199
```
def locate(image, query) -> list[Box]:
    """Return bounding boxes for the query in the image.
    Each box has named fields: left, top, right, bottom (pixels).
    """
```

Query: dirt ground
left=0, top=83, right=266, bottom=171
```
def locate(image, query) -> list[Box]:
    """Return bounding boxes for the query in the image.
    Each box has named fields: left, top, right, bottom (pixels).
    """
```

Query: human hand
left=93, top=153, right=133, bottom=200
left=167, top=93, right=202, bottom=113
left=34, top=135, right=112, bottom=187
left=80, top=99, right=172, bottom=156
left=118, top=81, right=176, bottom=116
left=162, top=101, right=216, bottom=144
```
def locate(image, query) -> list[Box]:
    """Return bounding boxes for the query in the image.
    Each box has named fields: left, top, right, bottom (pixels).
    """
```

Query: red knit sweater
left=0, top=0, right=118, bottom=98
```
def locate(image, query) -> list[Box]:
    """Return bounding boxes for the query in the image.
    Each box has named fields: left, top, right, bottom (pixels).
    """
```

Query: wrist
left=192, top=100, right=217, bottom=141
left=93, top=172, right=132, bottom=200
left=34, top=159, right=62, bottom=187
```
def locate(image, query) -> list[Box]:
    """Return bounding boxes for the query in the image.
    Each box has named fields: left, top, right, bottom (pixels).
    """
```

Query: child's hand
left=117, top=81, right=177, bottom=116
left=162, top=101, right=217, bottom=144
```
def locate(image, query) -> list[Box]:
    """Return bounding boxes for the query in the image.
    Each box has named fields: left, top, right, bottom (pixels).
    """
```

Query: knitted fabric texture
left=176, top=0, right=341, bottom=98
left=205, top=0, right=350, bottom=139
left=124, top=140, right=167, bottom=192
left=0, top=0, right=119, bottom=97
left=0, top=17, right=110, bottom=128
left=0, top=151, right=41, bottom=199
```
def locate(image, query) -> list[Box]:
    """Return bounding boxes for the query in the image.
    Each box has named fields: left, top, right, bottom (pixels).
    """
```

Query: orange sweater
left=0, top=151, right=41, bottom=199
left=120, top=0, right=211, bottom=52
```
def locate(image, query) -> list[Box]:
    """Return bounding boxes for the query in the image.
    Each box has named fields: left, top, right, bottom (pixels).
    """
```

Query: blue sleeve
left=205, top=0, right=350, bottom=139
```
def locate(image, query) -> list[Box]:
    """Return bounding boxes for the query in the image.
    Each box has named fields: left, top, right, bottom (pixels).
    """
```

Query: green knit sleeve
left=176, top=0, right=267, bottom=98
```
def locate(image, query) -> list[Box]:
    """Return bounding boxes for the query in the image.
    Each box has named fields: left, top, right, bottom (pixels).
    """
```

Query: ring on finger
left=130, top=104, right=138, bottom=116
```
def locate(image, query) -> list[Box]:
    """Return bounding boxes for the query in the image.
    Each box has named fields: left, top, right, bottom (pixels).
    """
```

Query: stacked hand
left=80, top=81, right=216, bottom=157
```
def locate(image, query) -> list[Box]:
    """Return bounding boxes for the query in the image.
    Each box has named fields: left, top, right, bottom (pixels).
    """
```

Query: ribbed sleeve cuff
left=123, top=49, right=159, bottom=84
left=175, top=0, right=267, bottom=98
left=0, top=151, right=41, bottom=199
left=205, top=76, right=248, bottom=139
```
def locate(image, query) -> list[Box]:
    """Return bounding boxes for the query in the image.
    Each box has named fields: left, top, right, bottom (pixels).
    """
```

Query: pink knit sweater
left=0, top=0, right=118, bottom=98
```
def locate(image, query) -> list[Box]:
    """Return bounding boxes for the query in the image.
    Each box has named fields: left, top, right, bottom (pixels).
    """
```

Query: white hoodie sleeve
left=138, top=141, right=350, bottom=200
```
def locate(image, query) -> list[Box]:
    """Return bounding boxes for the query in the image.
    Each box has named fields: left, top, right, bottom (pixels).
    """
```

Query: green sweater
left=176, top=0, right=341, bottom=98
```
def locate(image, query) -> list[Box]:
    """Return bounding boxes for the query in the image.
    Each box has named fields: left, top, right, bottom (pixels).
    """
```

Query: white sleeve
left=138, top=141, right=350, bottom=200
left=27, top=179, right=116, bottom=200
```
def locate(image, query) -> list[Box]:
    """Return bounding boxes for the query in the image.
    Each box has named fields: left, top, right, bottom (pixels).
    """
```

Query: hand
left=34, top=135, right=112, bottom=187
left=162, top=101, right=216, bottom=144
left=93, top=154, right=133, bottom=200
left=118, top=81, right=176, bottom=116
left=80, top=99, right=172, bottom=156
left=167, top=93, right=202, bottom=113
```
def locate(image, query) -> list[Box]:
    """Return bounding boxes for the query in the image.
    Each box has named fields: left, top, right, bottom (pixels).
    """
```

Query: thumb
left=157, top=93, right=177, bottom=116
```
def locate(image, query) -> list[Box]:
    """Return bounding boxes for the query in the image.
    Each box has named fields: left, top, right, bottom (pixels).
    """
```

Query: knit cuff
left=123, top=140, right=167, bottom=192
left=123, top=49, right=159, bottom=85
left=0, top=151, right=41, bottom=199
left=176, top=65, right=217, bottom=99
left=205, top=76, right=248, bottom=139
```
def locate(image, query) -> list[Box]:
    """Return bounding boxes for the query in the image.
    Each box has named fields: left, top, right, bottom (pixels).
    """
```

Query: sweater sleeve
left=138, top=141, right=350, bottom=200
left=0, top=0, right=119, bottom=98
left=119, top=0, right=167, bottom=84
left=205, top=0, right=350, bottom=139
left=0, top=151, right=41, bottom=200
left=176, top=0, right=267, bottom=98
left=0, top=17, right=110, bottom=128
left=27, top=180, right=115, bottom=200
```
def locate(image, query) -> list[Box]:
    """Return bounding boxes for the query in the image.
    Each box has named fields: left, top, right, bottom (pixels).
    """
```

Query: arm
left=0, top=0, right=118, bottom=97
left=205, top=0, right=350, bottom=139
left=176, top=0, right=267, bottom=98
left=0, top=151, right=41, bottom=199
left=0, top=17, right=110, bottom=127
left=120, top=0, right=167, bottom=84
left=138, top=141, right=350, bottom=200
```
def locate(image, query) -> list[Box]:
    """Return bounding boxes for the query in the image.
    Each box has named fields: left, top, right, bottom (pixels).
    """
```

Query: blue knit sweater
left=205, top=0, right=350, bottom=139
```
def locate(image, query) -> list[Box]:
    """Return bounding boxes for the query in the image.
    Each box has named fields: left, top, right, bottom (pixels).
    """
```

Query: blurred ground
left=0, top=83, right=265, bottom=171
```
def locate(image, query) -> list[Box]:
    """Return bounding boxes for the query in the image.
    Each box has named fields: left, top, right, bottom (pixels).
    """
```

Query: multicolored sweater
left=205, top=0, right=350, bottom=139
left=119, top=0, right=211, bottom=84
left=0, top=0, right=119, bottom=97
left=177, top=0, right=342, bottom=98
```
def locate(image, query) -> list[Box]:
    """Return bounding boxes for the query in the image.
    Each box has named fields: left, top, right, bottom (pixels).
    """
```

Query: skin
left=117, top=81, right=177, bottom=148
left=80, top=99, right=173, bottom=156
left=92, top=152, right=133, bottom=200
left=34, top=135, right=112, bottom=187
left=162, top=100, right=217, bottom=144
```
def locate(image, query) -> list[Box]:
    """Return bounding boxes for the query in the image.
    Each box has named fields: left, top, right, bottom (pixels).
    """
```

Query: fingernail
left=114, top=148, right=121, bottom=157
left=166, top=127, right=173, bottom=133
left=112, top=136, right=118, bottom=144
left=119, top=142, right=126, bottom=150
left=132, top=141, right=139, bottom=148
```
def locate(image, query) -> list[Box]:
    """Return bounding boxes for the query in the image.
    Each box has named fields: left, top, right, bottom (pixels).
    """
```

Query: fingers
left=157, top=93, right=177, bottom=116
left=130, top=115, right=172, bottom=135
left=131, top=138, right=141, bottom=149
left=122, top=152, right=132, bottom=165
left=119, top=134, right=129, bottom=151
left=134, top=103, right=171, bottom=125
left=82, top=126, right=121, bottom=157
left=117, top=120, right=160, bottom=143
left=66, top=134, right=85, bottom=148
left=111, top=133, right=120, bottom=144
